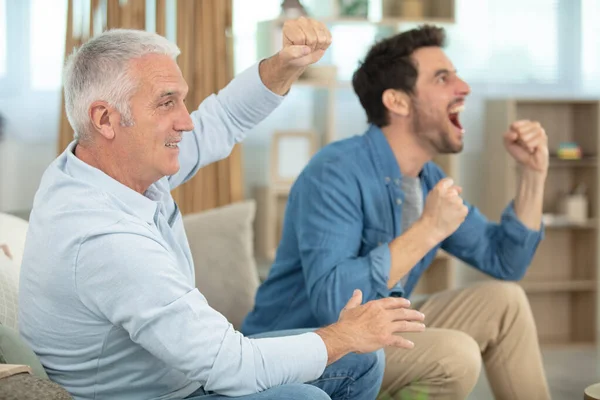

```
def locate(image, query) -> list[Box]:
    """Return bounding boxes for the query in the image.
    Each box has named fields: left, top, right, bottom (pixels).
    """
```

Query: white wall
left=0, top=0, right=65, bottom=213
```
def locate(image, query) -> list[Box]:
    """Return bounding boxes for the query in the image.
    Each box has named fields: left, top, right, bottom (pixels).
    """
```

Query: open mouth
left=448, top=104, right=465, bottom=132
left=165, top=138, right=181, bottom=149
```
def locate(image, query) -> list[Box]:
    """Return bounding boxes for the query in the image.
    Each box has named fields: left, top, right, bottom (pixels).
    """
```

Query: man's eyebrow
left=433, top=68, right=454, bottom=77
left=158, top=90, right=177, bottom=98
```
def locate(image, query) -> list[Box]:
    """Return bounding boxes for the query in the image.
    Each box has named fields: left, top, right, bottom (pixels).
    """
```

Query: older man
left=18, top=19, right=426, bottom=400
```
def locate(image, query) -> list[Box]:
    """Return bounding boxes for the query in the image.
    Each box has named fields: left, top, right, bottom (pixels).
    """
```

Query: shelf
left=272, top=184, right=292, bottom=196
left=483, top=98, right=600, bottom=345
left=322, top=16, right=455, bottom=25
left=266, top=16, right=455, bottom=28
left=549, top=156, right=597, bottom=168
left=543, top=219, right=597, bottom=229
left=520, top=280, right=596, bottom=293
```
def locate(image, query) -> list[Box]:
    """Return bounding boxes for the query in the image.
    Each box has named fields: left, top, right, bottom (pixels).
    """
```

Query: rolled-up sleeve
left=295, top=162, right=394, bottom=327
left=441, top=200, right=544, bottom=281
left=169, top=61, right=285, bottom=189
left=75, top=227, right=326, bottom=396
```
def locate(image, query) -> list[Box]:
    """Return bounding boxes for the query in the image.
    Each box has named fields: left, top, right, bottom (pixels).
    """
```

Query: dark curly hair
left=352, top=25, right=446, bottom=127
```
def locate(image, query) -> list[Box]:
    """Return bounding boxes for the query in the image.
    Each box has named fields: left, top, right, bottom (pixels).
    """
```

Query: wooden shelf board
left=520, top=280, right=596, bottom=293
left=543, top=219, right=596, bottom=229
left=512, top=98, right=600, bottom=105
left=325, top=16, right=456, bottom=25
left=539, top=342, right=596, bottom=350
left=266, top=16, right=455, bottom=27
left=272, top=185, right=292, bottom=196
left=549, top=156, right=597, bottom=168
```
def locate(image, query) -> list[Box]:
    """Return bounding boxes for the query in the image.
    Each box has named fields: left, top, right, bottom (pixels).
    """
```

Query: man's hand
left=315, top=290, right=425, bottom=364
left=418, top=178, right=469, bottom=243
left=279, top=16, right=332, bottom=68
left=503, top=120, right=549, bottom=175
left=259, top=17, right=332, bottom=95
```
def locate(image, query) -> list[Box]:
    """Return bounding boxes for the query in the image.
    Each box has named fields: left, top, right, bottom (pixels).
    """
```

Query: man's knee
left=338, top=349, right=386, bottom=383
left=436, top=330, right=482, bottom=397
left=277, top=383, right=331, bottom=400
left=474, top=281, right=533, bottom=320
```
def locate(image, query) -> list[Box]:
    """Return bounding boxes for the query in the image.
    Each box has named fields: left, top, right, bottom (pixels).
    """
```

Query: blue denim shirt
left=242, top=124, right=544, bottom=334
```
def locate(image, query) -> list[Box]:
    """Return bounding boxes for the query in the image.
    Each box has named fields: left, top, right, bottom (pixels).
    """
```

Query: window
left=30, top=0, right=68, bottom=90
left=582, top=0, right=600, bottom=91
left=329, top=0, right=560, bottom=85
left=0, top=0, right=6, bottom=77
left=446, top=0, right=560, bottom=84
left=330, top=24, right=378, bottom=81
left=232, top=0, right=281, bottom=74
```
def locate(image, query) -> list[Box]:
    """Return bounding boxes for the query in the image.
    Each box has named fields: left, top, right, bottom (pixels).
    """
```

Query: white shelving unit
left=482, top=98, right=600, bottom=345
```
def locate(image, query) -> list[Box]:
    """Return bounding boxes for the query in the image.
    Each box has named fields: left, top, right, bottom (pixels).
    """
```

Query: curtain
left=57, top=0, right=241, bottom=215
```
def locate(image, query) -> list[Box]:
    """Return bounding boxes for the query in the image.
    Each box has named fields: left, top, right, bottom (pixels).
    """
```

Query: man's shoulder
left=303, top=134, right=371, bottom=177
left=31, top=160, right=154, bottom=241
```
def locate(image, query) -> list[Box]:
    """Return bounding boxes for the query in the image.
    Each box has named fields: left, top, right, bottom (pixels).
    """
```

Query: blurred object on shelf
left=401, top=0, right=425, bottom=18
left=558, top=183, right=589, bottom=224
left=337, top=0, right=369, bottom=17
left=557, top=141, right=582, bottom=159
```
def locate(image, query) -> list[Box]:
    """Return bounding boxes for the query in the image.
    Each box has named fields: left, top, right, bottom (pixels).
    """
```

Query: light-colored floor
left=468, top=346, right=599, bottom=399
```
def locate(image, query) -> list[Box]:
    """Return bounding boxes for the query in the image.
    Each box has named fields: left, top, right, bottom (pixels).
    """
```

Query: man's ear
left=89, top=101, right=115, bottom=140
left=382, top=89, right=410, bottom=118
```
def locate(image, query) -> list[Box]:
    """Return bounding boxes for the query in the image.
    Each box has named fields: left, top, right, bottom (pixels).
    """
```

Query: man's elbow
left=203, top=377, right=262, bottom=397
left=495, top=261, right=529, bottom=281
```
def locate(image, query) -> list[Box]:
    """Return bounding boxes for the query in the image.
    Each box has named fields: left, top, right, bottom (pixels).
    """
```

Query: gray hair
left=63, top=29, right=180, bottom=141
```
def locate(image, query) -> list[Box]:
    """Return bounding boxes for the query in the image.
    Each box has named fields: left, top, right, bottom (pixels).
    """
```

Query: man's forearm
left=258, top=55, right=305, bottom=96
left=387, top=220, right=441, bottom=289
left=514, top=169, right=545, bottom=230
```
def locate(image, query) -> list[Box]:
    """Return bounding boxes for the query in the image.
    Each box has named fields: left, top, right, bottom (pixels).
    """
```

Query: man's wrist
left=258, top=54, right=305, bottom=96
left=315, top=323, right=354, bottom=365
left=519, top=167, right=547, bottom=188
left=413, top=216, right=446, bottom=247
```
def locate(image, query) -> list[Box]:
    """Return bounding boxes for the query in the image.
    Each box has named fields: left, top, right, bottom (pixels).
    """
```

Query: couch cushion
left=0, top=372, right=72, bottom=399
left=0, top=325, right=47, bottom=379
left=0, top=255, right=19, bottom=330
left=183, top=200, right=259, bottom=330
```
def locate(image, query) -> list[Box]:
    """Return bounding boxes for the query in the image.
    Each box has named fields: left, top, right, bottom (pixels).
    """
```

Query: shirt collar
left=63, top=140, right=159, bottom=224
left=365, top=124, right=429, bottom=185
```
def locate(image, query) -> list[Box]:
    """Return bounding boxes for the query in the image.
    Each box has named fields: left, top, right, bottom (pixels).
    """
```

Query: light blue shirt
left=18, top=63, right=327, bottom=400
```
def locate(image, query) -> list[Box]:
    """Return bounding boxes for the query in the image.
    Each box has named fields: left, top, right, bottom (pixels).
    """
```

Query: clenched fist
left=420, top=178, right=468, bottom=242
left=279, top=16, right=332, bottom=68
left=504, top=120, right=549, bottom=174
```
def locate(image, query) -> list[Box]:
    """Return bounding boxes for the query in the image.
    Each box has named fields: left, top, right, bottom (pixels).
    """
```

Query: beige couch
left=0, top=200, right=261, bottom=397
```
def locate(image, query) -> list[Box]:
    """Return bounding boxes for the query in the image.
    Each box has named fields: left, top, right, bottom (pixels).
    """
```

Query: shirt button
left=385, top=177, right=391, bottom=183
left=396, top=198, right=402, bottom=205
left=394, top=179, right=400, bottom=186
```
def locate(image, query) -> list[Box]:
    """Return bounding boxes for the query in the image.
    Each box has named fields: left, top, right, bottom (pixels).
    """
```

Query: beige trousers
left=378, top=281, right=551, bottom=400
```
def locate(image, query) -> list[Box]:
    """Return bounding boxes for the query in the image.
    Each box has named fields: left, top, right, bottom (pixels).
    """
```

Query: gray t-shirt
left=399, top=176, right=423, bottom=286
